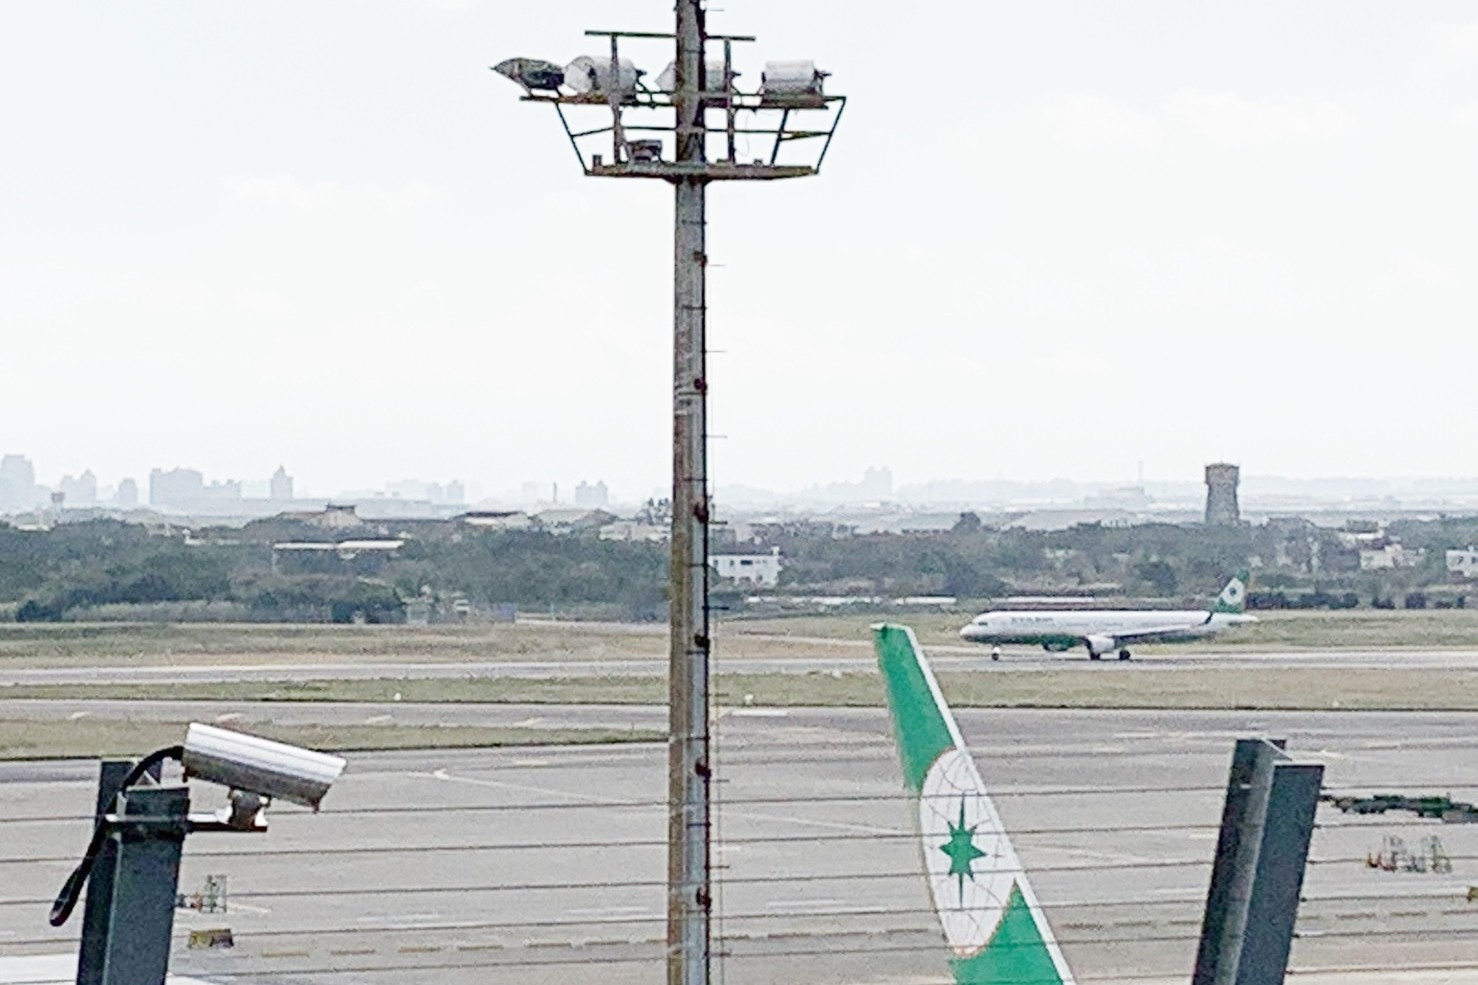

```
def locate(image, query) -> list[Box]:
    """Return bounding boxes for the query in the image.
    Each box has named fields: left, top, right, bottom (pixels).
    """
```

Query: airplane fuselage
left=960, top=609, right=1256, bottom=652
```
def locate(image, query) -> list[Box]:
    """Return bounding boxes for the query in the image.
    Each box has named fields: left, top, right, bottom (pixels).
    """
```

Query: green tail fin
left=873, top=624, right=1075, bottom=985
left=1210, top=571, right=1250, bottom=614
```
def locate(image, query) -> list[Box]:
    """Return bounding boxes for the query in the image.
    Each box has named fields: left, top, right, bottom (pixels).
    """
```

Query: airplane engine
left=1084, top=634, right=1116, bottom=658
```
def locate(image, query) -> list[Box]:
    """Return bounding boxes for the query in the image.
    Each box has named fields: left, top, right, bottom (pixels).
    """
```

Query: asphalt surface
left=4, top=708, right=1478, bottom=984
left=6, top=645, right=1478, bottom=685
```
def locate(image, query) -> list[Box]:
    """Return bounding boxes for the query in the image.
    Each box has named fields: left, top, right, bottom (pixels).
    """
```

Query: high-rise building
left=115, top=478, right=139, bottom=508
left=860, top=466, right=894, bottom=500
left=0, top=454, right=37, bottom=512
left=1204, top=463, right=1241, bottom=526
left=575, top=480, right=610, bottom=508
left=270, top=466, right=294, bottom=501
left=59, top=470, right=98, bottom=506
left=150, top=468, right=205, bottom=507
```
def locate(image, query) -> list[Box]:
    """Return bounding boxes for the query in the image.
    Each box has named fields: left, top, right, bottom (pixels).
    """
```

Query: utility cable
left=48, top=744, right=182, bottom=927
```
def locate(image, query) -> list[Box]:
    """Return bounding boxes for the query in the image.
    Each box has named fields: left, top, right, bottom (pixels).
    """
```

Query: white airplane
left=959, top=572, right=1257, bottom=661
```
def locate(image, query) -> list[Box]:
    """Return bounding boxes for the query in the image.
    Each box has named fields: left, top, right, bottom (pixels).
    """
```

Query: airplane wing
left=873, top=623, right=1077, bottom=985
left=1101, top=623, right=1208, bottom=646
left=1089, top=612, right=1218, bottom=649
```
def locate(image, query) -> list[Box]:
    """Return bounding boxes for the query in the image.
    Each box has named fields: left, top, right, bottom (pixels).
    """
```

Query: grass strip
left=6, top=667, right=1478, bottom=711
left=0, top=608, right=1476, bottom=668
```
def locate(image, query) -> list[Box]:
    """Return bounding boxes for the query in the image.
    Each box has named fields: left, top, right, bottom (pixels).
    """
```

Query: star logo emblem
left=938, top=793, right=988, bottom=905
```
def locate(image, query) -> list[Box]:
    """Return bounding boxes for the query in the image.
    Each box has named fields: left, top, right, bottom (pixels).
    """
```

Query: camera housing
left=182, top=723, right=346, bottom=810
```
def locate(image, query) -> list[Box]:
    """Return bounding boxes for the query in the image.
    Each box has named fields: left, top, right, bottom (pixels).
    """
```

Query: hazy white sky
left=3, top=1, right=1477, bottom=500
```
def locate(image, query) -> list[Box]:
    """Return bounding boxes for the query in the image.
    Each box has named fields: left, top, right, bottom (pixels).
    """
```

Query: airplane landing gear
left=1118, top=648, right=1132, bottom=661
left=990, top=646, right=1001, bottom=662
left=1089, top=652, right=1102, bottom=661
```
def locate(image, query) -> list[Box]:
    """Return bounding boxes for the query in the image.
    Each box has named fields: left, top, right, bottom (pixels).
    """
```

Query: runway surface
left=6, top=645, right=1478, bottom=685
left=4, top=708, right=1478, bottom=984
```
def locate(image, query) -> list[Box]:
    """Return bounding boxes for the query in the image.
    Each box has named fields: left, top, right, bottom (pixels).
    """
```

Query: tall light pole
left=494, top=9, right=843, bottom=985
left=669, top=7, right=712, bottom=985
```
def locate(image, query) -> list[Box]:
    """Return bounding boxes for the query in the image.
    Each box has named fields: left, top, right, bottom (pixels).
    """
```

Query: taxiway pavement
left=3, top=708, right=1478, bottom=984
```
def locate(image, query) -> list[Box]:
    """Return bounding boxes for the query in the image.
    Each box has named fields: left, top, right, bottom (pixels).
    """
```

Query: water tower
left=1205, top=463, right=1241, bottom=526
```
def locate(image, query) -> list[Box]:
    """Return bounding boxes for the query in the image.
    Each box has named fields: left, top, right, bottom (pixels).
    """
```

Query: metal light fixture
left=563, top=54, right=643, bottom=96
left=655, top=57, right=734, bottom=93
left=491, top=57, right=566, bottom=92
left=489, top=28, right=844, bottom=176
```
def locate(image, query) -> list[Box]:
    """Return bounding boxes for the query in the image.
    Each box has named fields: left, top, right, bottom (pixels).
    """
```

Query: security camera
left=182, top=724, right=346, bottom=811
left=50, top=724, right=347, bottom=929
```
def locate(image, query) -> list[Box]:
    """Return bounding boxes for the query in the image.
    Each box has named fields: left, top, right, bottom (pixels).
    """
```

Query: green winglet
left=875, top=622, right=958, bottom=793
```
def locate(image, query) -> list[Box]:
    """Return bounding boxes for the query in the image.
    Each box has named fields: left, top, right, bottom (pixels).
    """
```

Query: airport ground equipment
left=493, top=12, right=844, bottom=985
left=1323, top=791, right=1478, bottom=823
left=1366, top=834, right=1453, bottom=873
left=176, top=874, right=228, bottom=913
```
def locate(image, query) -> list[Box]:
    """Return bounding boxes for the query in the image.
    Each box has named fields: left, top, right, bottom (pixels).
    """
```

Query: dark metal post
left=97, top=785, right=191, bottom=985
left=1234, top=761, right=1324, bottom=985
left=667, top=5, right=711, bottom=985
left=1194, top=739, right=1286, bottom=985
left=77, top=761, right=135, bottom=985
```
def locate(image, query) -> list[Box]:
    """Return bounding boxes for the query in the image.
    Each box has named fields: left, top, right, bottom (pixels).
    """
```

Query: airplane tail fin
left=872, top=623, right=1076, bottom=985
left=1209, top=571, right=1250, bottom=614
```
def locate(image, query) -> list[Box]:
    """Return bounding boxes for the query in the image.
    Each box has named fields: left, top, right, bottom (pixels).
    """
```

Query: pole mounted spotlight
left=490, top=20, right=845, bottom=179
left=492, top=9, right=843, bottom=985
left=491, top=57, right=566, bottom=92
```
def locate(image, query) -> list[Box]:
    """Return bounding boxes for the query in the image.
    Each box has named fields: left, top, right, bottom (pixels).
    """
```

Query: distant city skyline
left=13, top=447, right=1478, bottom=517
left=4, top=3, right=1478, bottom=495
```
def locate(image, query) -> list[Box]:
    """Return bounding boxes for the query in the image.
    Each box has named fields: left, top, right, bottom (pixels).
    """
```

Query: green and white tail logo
left=921, top=749, right=1018, bottom=956
left=874, top=623, right=1075, bottom=985
left=1211, top=571, right=1250, bottom=614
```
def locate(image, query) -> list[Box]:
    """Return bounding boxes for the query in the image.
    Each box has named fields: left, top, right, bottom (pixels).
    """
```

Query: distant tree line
left=0, top=521, right=669, bottom=623
left=2, top=513, right=1476, bottom=623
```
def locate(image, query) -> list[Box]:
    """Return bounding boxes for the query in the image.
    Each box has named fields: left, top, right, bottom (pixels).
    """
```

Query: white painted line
left=724, top=808, right=903, bottom=837
left=424, top=768, right=604, bottom=803
left=357, top=912, right=444, bottom=923
left=227, top=902, right=273, bottom=915
left=765, top=898, right=844, bottom=909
